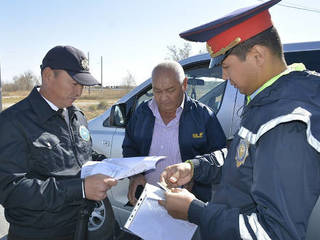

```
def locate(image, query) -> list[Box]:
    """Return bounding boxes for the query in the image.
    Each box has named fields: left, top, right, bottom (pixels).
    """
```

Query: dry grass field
left=1, top=87, right=132, bottom=120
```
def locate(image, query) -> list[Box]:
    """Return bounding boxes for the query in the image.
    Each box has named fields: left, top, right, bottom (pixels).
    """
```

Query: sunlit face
left=152, top=71, right=187, bottom=114
left=41, top=69, right=83, bottom=108
left=222, top=53, right=259, bottom=95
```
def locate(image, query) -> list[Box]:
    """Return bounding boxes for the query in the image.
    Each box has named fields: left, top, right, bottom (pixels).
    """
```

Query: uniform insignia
left=235, top=138, right=249, bottom=167
left=80, top=58, right=89, bottom=71
left=79, top=125, right=90, bottom=141
left=192, top=132, right=204, bottom=138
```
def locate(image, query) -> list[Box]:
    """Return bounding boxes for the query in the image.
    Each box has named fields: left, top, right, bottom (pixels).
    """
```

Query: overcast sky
left=1, top=0, right=319, bottom=86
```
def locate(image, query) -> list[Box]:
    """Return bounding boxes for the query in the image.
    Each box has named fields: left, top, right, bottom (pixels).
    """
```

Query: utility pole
left=0, top=63, right=2, bottom=112
left=87, top=52, right=91, bottom=96
left=100, top=56, right=103, bottom=88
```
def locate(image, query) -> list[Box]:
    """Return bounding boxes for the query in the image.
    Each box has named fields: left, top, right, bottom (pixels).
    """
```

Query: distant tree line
left=3, top=71, right=39, bottom=92
left=2, top=43, right=203, bottom=93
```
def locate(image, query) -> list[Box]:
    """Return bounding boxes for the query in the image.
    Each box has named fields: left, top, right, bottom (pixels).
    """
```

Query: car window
left=185, top=64, right=226, bottom=114
left=135, top=87, right=153, bottom=110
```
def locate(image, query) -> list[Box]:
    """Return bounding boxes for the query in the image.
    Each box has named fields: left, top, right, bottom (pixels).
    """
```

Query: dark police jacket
left=122, top=94, right=226, bottom=202
left=188, top=70, right=320, bottom=239
left=0, top=87, right=92, bottom=238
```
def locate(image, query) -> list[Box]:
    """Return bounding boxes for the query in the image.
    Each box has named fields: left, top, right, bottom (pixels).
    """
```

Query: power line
left=257, top=0, right=320, bottom=14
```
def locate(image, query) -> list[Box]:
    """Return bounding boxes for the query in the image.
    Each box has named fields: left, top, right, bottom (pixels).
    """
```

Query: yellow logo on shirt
left=192, top=132, right=204, bottom=138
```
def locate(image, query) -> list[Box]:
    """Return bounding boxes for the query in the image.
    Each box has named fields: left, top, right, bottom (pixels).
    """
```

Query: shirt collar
left=247, top=63, right=306, bottom=104
left=37, top=88, right=60, bottom=111
left=148, top=94, right=185, bottom=118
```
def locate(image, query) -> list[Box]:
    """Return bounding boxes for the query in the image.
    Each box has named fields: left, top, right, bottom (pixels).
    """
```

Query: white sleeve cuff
left=81, top=180, right=86, bottom=199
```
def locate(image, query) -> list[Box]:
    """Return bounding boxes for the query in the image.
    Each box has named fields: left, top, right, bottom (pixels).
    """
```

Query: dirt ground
left=1, top=87, right=132, bottom=119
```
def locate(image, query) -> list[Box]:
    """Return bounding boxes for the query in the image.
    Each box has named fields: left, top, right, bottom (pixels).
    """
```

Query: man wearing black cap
left=0, top=45, right=117, bottom=240
left=159, top=0, right=320, bottom=239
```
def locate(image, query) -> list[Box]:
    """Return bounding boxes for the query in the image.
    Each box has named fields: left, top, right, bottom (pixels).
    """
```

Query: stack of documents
left=80, top=156, right=166, bottom=180
left=124, top=183, right=197, bottom=240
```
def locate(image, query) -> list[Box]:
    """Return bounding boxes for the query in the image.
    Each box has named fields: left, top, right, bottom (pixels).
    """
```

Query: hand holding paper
left=159, top=187, right=196, bottom=221
left=84, top=174, right=117, bottom=201
left=160, top=162, right=193, bottom=188
left=128, top=174, right=146, bottom=205
left=81, top=156, right=166, bottom=180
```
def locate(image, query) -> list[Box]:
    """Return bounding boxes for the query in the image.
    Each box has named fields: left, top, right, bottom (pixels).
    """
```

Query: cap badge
left=208, top=37, right=242, bottom=58
left=80, top=58, right=90, bottom=71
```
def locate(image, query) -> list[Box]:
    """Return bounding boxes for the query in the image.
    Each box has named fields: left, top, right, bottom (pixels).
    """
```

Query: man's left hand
left=159, top=188, right=196, bottom=220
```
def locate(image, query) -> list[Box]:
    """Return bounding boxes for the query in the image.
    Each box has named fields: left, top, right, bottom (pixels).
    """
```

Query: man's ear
left=182, top=77, right=188, bottom=91
left=249, top=45, right=266, bottom=67
left=41, top=67, right=54, bottom=84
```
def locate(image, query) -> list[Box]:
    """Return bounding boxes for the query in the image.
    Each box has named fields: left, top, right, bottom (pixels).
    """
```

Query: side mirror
left=109, top=103, right=127, bottom=127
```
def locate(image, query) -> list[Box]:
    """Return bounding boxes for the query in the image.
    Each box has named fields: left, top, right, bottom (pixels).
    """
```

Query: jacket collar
left=27, top=87, right=57, bottom=123
left=143, top=92, right=192, bottom=114
left=182, top=93, right=193, bottom=112
left=27, top=87, right=81, bottom=123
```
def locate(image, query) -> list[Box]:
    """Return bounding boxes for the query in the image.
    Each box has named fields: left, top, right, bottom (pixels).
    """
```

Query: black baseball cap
left=40, top=45, right=100, bottom=86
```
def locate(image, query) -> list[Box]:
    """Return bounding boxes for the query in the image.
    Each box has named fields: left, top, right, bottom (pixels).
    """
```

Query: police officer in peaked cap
left=159, top=0, right=320, bottom=239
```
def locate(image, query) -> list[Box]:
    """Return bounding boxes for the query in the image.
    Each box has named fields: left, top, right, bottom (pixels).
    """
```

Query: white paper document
left=80, top=156, right=166, bottom=180
left=124, top=183, right=197, bottom=240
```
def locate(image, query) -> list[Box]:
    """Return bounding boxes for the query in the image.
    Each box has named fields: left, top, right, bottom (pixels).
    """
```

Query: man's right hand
left=128, top=174, right=146, bottom=205
left=84, top=174, right=117, bottom=201
left=160, top=162, right=193, bottom=188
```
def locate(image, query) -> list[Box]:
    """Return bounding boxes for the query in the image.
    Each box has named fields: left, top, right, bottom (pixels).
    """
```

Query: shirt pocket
left=30, top=132, right=66, bottom=175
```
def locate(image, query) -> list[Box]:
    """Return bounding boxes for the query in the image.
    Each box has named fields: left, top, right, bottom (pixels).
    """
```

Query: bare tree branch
left=122, top=70, right=136, bottom=88
left=166, top=43, right=192, bottom=61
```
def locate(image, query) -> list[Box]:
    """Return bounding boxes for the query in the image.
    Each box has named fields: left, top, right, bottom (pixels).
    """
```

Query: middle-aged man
left=0, top=45, right=117, bottom=240
left=123, top=61, right=226, bottom=205
left=159, top=0, right=320, bottom=239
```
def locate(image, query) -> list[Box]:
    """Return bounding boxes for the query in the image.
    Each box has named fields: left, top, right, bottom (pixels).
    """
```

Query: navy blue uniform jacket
left=188, top=70, right=320, bottom=239
left=122, top=94, right=226, bottom=202
left=0, top=88, right=93, bottom=238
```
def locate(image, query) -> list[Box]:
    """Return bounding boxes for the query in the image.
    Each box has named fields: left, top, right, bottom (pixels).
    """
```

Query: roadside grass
left=1, top=87, right=133, bottom=120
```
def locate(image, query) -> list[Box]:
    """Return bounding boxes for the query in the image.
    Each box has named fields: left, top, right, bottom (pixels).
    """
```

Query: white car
left=88, top=41, right=320, bottom=239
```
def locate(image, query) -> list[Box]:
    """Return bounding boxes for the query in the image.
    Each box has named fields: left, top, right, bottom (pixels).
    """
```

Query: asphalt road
left=0, top=206, right=8, bottom=238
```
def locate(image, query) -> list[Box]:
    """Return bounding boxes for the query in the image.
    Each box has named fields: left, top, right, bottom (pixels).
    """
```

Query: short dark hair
left=228, top=26, right=284, bottom=61
left=40, top=68, right=62, bottom=81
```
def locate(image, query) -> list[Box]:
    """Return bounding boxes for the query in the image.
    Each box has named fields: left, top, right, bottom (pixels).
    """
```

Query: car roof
left=179, top=41, right=320, bottom=63
left=283, top=41, right=320, bottom=52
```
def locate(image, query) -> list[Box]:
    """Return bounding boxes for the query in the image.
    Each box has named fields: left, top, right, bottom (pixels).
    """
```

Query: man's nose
left=159, top=92, right=168, bottom=102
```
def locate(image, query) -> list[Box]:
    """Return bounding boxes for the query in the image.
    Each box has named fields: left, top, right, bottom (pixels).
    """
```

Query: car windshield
left=185, top=64, right=226, bottom=113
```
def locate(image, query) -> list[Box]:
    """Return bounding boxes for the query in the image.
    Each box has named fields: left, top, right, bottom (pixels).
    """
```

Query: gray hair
left=151, top=61, right=185, bottom=84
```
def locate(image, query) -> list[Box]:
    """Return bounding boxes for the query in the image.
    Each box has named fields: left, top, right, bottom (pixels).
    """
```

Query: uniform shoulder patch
left=235, top=138, right=249, bottom=167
